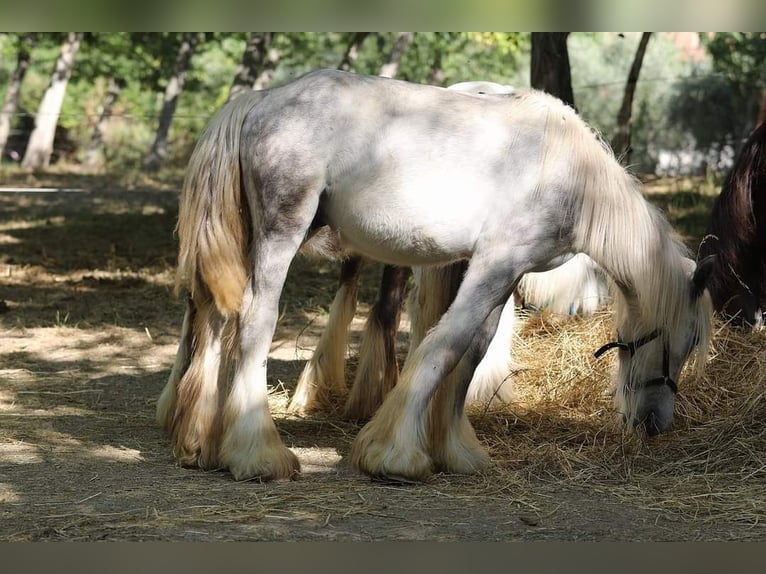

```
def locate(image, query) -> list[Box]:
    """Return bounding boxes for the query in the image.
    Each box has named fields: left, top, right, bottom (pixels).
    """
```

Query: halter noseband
left=594, top=329, right=678, bottom=394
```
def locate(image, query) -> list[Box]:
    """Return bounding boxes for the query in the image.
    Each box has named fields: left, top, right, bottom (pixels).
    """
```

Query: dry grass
left=461, top=307, right=766, bottom=526
left=2, top=171, right=765, bottom=539
left=260, top=300, right=766, bottom=531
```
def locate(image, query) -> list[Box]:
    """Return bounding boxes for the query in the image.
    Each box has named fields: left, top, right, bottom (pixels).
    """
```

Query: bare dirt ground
left=1, top=171, right=764, bottom=541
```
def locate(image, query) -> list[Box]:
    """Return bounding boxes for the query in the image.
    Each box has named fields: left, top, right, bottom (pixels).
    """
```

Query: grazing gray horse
left=158, top=69, right=713, bottom=482
left=287, top=80, right=610, bottom=419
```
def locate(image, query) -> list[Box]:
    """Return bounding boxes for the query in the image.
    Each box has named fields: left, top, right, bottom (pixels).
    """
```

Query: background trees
left=0, top=32, right=760, bottom=176
left=21, top=32, right=83, bottom=169
left=0, top=33, right=34, bottom=158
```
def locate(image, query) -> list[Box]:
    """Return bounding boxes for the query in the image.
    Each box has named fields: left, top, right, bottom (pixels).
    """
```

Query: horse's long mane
left=699, top=122, right=766, bottom=316
left=527, top=90, right=710, bottom=371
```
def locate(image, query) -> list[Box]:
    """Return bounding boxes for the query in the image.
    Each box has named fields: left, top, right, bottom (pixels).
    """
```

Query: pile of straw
left=469, top=307, right=766, bottom=525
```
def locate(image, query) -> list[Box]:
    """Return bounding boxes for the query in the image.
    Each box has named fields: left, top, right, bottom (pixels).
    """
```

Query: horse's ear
left=691, top=254, right=716, bottom=299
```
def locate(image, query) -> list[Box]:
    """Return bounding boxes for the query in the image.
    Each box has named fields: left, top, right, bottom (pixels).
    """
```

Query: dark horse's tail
left=699, top=121, right=766, bottom=325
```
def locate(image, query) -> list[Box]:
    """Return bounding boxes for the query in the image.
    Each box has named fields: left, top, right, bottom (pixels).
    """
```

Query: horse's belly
left=322, top=185, right=484, bottom=265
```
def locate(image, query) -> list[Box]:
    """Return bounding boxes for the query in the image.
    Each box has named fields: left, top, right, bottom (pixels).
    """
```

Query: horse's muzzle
left=633, top=409, right=673, bottom=436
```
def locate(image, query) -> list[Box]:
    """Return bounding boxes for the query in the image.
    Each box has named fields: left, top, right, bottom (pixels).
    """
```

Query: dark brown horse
left=699, top=121, right=766, bottom=329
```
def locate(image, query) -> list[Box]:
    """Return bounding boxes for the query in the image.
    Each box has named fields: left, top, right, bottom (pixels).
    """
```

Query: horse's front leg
left=465, top=297, right=516, bottom=405
left=349, top=253, right=519, bottom=481
left=429, top=302, right=506, bottom=473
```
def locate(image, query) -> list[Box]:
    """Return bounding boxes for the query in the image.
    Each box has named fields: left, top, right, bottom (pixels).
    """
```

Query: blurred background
left=1, top=32, right=764, bottom=179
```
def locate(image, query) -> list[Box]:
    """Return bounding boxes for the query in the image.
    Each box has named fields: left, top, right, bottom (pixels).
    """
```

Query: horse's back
left=239, top=70, right=595, bottom=266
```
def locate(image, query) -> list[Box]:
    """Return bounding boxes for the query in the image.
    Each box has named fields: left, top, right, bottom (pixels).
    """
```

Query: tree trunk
left=144, top=32, right=202, bottom=172
left=21, top=32, right=82, bottom=169
left=83, top=77, right=124, bottom=169
left=530, top=32, right=575, bottom=108
left=0, top=34, right=34, bottom=158
left=611, top=32, right=652, bottom=163
left=428, top=45, right=444, bottom=85
left=228, top=32, right=274, bottom=102
left=252, top=43, right=281, bottom=90
left=338, top=33, right=370, bottom=72
left=379, top=32, right=413, bottom=78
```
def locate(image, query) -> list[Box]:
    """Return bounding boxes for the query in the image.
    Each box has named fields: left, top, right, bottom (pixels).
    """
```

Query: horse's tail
left=516, top=253, right=609, bottom=316
left=175, top=91, right=265, bottom=316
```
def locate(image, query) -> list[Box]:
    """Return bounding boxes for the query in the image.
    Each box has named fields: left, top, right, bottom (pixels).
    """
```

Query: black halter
left=594, top=329, right=678, bottom=394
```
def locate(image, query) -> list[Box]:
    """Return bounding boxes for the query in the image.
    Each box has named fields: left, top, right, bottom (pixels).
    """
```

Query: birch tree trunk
left=428, top=47, right=443, bottom=85
left=21, top=32, right=83, bottom=169
left=0, top=34, right=34, bottom=158
left=143, top=32, right=202, bottom=172
left=227, top=32, right=273, bottom=102
left=338, top=33, right=370, bottom=72
left=530, top=32, right=575, bottom=109
left=611, top=32, right=652, bottom=163
left=252, top=45, right=281, bottom=90
left=379, top=32, right=413, bottom=78
left=83, top=77, right=124, bottom=168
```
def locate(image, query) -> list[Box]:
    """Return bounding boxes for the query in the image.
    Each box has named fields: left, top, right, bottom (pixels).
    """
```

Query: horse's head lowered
left=597, top=256, right=714, bottom=435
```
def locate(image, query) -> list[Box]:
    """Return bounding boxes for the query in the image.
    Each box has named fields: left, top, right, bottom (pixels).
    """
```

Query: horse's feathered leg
left=429, top=302, right=505, bottom=474
left=408, top=263, right=515, bottom=407
left=156, top=295, right=194, bottom=431
left=288, top=256, right=363, bottom=415
left=406, top=261, right=502, bottom=472
left=464, top=297, right=516, bottom=405
left=344, top=265, right=411, bottom=421
left=163, top=294, right=229, bottom=469
left=407, top=263, right=467, bottom=354
left=350, top=250, right=522, bottom=481
left=219, top=228, right=315, bottom=481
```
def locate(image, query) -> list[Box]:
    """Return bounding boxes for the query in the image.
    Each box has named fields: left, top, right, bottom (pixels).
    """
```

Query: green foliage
left=0, top=32, right=760, bottom=175
left=569, top=32, right=725, bottom=173
left=666, top=72, right=751, bottom=151
left=703, top=32, right=766, bottom=91
left=380, top=32, right=528, bottom=86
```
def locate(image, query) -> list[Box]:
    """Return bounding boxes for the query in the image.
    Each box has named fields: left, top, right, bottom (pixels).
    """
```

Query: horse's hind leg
left=156, top=296, right=194, bottom=431
left=344, top=265, right=411, bottom=421
left=162, top=295, right=228, bottom=469
left=288, top=256, right=363, bottom=415
left=219, top=229, right=314, bottom=481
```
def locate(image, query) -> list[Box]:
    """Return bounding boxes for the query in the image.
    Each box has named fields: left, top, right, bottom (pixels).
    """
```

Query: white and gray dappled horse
left=157, top=69, right=713, bottom=482
left=286, top=80, right=610, bottom=419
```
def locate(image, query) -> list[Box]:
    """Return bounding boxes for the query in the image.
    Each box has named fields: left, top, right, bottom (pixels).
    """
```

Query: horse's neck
left=577, top=171, right=687, bottom=335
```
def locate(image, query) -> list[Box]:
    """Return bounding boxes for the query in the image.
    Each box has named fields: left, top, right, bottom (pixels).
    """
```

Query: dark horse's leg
left=288, top=256, right=363, bottom=414
left=344, top=264, right=412, bottom=420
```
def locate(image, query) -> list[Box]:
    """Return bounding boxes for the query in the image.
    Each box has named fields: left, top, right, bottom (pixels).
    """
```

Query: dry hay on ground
left=458, top=307, right=766, bottom=526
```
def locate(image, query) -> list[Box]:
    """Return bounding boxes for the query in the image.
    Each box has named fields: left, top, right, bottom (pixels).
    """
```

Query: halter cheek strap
left=594, top=329, right=678, bottom=395
left=594, top=329, right=661, bottom=359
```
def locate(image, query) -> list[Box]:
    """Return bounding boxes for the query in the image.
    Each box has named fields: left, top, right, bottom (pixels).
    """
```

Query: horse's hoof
left=350, top=425, right=433, bottom=482
left=432, top=445, right=490, bottom=475
left=223, top=444, right=300, bottom=482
